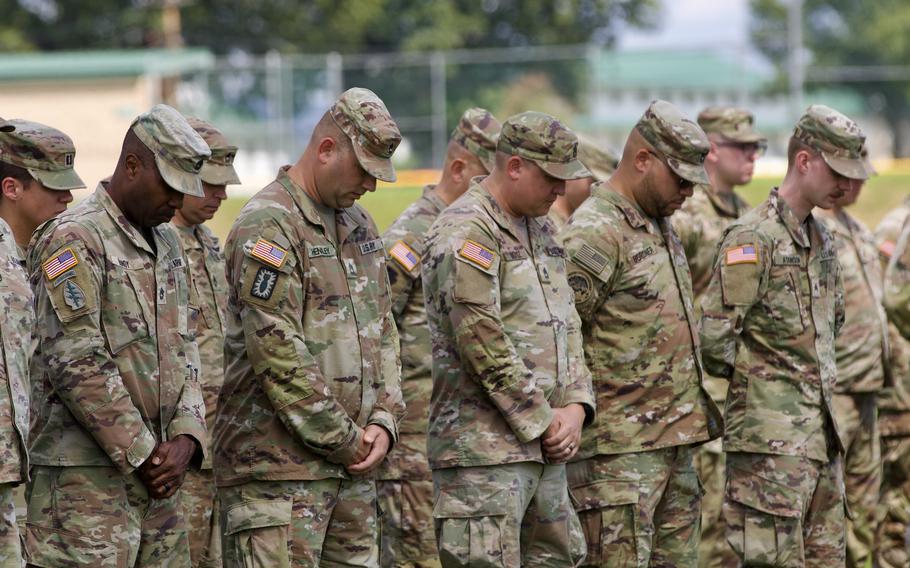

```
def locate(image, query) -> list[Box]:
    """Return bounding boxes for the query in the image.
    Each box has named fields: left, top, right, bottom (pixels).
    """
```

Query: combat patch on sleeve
left=389, top=240, right=420, bottom=272
left=43, top=247, right=79, bottom=280
left=572, top=243, right=608, bottom=275
left=250, top=238, right=288, bottom=268
left=61, top=279, right=87, bottom=310
left=567, top=271, right=595, bottom=306
left=724, top=244, right=759, bottom=265
left=250, top=266, right=279, bottom=300
left=458, top=239, right=496, bottom=270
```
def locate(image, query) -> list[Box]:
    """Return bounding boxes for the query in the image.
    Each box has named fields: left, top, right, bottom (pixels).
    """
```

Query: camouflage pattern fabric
left=559, top=183, right=722, bottom=458
left=330, top=87, right=402, bottom=183
left=635, top=99, right=711, bottom=185
left=214, top=166, right=404, bottom=485
left=0, top=484, right=19, bottom=568
left=422, top=180, right=594, bottom=470
left=131, top=104, right=210, bottom=198
left=496, top=111, right=589, bottom=180
left=25, top=466, right=190, bottom=567
left=378, top=479, right=439, bottom=568
left=433, top=462, right=585, bottom=567
left=875, top=436, right=910, bottom=568
left=696, top=106, right=766, bottom=144
left=181, top=469, right=221, bottom=567
left=220, top=477, right=380, bottom=567
left=567, top=446, right=701, bottom=568
left=0, top=119, right=85, bottom=190
left=723, top=452, right=846, bottom=567
left=792, top=105, right=868, bottom=181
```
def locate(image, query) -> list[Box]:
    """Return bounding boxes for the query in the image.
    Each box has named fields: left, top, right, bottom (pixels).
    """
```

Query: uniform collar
left=700, top=183, right=748, bottom=218
left=95, top=181, right=170, bottom=256
left=276, top=166, right=364, bottom=244
left=770, top=188, right=811, bottom=249
left=420, top=184, right=448, bottom=213
left=593, top=182, right=651, bottom=230
left=467, top=179, right=551, bottom=244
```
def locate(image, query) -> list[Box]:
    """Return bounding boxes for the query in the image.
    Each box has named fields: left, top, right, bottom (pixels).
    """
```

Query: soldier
left=170, top=117, right=240, bottom=568
left=422, top=111, right=594, bottom=567
left=0, top=119, right=84, bottom=254
left=559, top=100, right=722, bottom=567
left=814, top=149, right=888, bottom=568
left=25, top=104, right=210, bottom=566
left=700, top=105, right=868, bottom=566
left=213, top=87, right=405, bottom=567
left=548, top=135, right=617, bottom=229
left=378, top=107, right=500, bottom=568
left=670, top=105, right=766, bottom=567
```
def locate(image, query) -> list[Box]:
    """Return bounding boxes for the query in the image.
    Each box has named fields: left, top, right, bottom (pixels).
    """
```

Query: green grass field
left=207, top=174, right=910, bottom=242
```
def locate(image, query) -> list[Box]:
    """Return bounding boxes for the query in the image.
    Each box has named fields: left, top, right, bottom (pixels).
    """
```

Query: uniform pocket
left=432, top=486, right=511, bottom=567
left=25, top=524, right=120, bottom=567
left=224, top=499, right=293, bottom=568
left=726, top=469, right=803, bottom=566
left=101, top=262, right=150, bottom=354
left=569, top=480, right=639, bottom=567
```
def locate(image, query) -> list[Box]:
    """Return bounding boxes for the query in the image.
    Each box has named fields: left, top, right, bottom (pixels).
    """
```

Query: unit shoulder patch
left=251, top=238, right=288, bottom=268
left=389, top=240, right=420, bottom=272
left=567, top=271, right=595, bottom=306
left=458, top=239, right=496, bottom=270
left=43, top=247, right=80, bottom=280
left=62, top=279, right=86, bottom=310
left=250, top=266, right=279, bottom=300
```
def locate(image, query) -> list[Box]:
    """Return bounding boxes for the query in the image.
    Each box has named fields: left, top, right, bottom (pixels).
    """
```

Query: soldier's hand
left=138, top=434, right=197, bottom=499
left=346, top=424, right=391, bottom=474
left=542, top=404, right=585, bottom=463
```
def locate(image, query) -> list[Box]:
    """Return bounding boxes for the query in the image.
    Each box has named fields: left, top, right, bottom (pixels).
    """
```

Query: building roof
left=0, top=48, right=215, bottom=81
left=592, top=49, right=770, bottom=91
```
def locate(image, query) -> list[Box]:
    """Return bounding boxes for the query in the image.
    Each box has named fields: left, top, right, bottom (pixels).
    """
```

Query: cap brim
left=667, top=157, right=710, bottom=185
left=155, top=154, right=205, bottom=197
left=722, top=131, right=767, bottom=144
left=29, top=168, right=86, bottom=191
left=536, top=158, right=591, bottom=181
left=200, top=162, right=241, bottom=186
left=352, top=142, right=396, bottom=183
left=0, top=121, right=13, bottom=133
left=822, top=152, right=869, bottom=181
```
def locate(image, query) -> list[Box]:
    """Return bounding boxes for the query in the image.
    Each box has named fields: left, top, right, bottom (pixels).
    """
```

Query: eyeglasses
left=646, top=150, right=695, bottom=190
left=715, top=140, right=768, bottom=157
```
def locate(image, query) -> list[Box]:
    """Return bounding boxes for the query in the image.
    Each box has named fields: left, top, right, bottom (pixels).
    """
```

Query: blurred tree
left=751, top=0, right=910, bottom=155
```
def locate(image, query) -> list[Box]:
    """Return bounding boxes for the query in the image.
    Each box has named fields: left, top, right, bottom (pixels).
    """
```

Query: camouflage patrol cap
left=861, top=144, right=877, bottom=177
left=131, top=104, right=211, bottom=198
left=0, top=118, right=13, bottom=133
left=636, top=100, right=710, bottom=185
left=793, top=104, right=867, bottom=180
left=697, top=106, right=766, bottom=144
left=0, top=119, right=86, bottom=191
left=576, top=134, right=618, bottom=182
left=330, top=87, right=402, bottom=183
left=185, top=117, right=241, bottom=186
left=451, top=107, right=501, bottom=173
left=497, top=111, right=590, bottom=180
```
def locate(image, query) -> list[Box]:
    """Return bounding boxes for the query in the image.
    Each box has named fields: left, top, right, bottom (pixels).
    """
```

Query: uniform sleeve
left=442, top=227, right=554, bottom=443
left=383, top=238, right=419, bottom=320
left=671, top=206, right=701, bottom=274
left=559, top=223, right=620, bottom=322
left=367, top=275, right=405, bottom=444
left=560, top=305, right=596, bottom=425
left=699, top=230, right=769, bottom=378
left=230, top=218, right=364, bottom=466
left=884, top=223, right=910, bottom=340
left=30, top=227, right=157, bottom=475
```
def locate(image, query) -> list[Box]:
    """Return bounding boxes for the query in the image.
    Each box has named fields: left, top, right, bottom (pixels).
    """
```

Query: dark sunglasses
left=715, top=140, right=768, bottom=157
left=646, top=150, right=695, bottom=190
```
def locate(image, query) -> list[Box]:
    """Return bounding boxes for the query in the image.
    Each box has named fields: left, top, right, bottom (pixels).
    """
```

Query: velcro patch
left=458, top=240, right=496, bottom=270
left=250, top=267, right=279, bottom=300
left=773, top=254, right=802, bottom=266
left=389, top=240, right=419, bottom=271
left=62, top=279, right=86, bottom=310
left=725, top=244, right=758, bottom=265
left=568, top=271, right=594, bottom=305
left=308, top=244, right=335, bottom=258
left=251, top=238, right=288, bottom=268
left=573, top=243, right=607, bottom=274
left=43, top=247, right=79, bottom=280
left=359, top=238, right=383, bottom=255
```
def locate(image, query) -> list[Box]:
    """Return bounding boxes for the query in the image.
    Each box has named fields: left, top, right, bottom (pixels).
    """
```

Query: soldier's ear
left=0, top=176, right=25, bottom=201
left=124, top=153, right=142, bottom=180
left=316, top=137, right=338, bottom=165
left=506, top=155, right=522, bottom=180
left=449, top=158, right=466, bottom=183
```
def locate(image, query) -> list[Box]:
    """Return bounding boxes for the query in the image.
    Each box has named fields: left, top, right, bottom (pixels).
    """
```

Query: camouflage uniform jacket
left=376, top=185, right=445, bottom=481
left=0, top=218, right=32, bottom=483
left=27, top=182, right=207, bottom=474
left=175, top=223, right=228, bottom=470
left=422, top=181, right=595, bottom=470
left=559, top=183, right=722, bottom=459
left=213, top=167, right=404, bottom=486
left=700, top=188, right=846, bottom=462
left=672, top=183, right=750, bottom=300
left=817, top=209, right=890, bottom=393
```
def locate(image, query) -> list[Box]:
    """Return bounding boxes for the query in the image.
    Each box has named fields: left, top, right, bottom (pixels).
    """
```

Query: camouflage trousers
left=24, top=465, right=191, bottom=567
left=567, top=445, right=702, bottom=568
left=0, top=483, right=20, bottom=567
left=832, top=392, right=880, bottom=568
left=219, top=477, right=379, bottom=567
left=875, top=435, right=910, bottom=568
left=378, top=479, right=440, bottom=568
left=723, top=452, right=845, bottom=567
left=694, top=439, right=736, bottom=568
left=432, top=462, right=585, bottom=567
left=180, top=468, right=221, bottom=567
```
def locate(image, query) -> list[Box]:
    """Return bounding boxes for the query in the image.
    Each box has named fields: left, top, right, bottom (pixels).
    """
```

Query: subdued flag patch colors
left=251, top=238, right=287, bottom=268
left=725, top=244, right=758, bottom=265
left=43, top=248, right=79, bottom=280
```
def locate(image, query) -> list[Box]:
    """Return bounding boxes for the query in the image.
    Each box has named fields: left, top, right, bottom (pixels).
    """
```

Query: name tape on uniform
left=43, top=247, right=79, bottom=280
left=251, top=238, right=288, bottom=268
left=389, top=240, right=420, bottom=271
left=725, top=244, right=758, bottom=265
left=459, top=240, right=495, bottom=270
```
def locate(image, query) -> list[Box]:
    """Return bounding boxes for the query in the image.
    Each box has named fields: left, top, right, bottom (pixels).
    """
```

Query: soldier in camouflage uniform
left=0, top=120, right=84, bottom=255
left=560, top=100, right=723, bottom=567
left=170, top=117, right=240, bottom=568
left=378, top=107, right=500, bottom=568
left=25, top=104, right=211, bottom=567
left=815, top=149, right=887, bottom=568
left=700, top=105, right=868, bottom=566
left=670, top=106, right=765, bottom=568
left=422, top=111, right=595, bottom=567
left=548, top=135, right=617, bottom=229
left=214, top=88, right=405, bottom=568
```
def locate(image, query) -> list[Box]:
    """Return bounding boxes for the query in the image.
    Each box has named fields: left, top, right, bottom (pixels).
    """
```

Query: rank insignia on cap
left=459, top=240, right=495, bottom=270
left=43, top=247, right=79, bottom=280
left=251, top=238, right=288, bottom=268
left=725, top=244, right=758, bottom=265
left=389, top=240, right=419, bottom=272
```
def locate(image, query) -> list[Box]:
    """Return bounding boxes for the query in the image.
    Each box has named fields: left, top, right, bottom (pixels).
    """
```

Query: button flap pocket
left=225, top=498, right=293, bottom=535
left=726, top=468, right=802, bottom=518
left=433, top=486, right=510, bottom=519
left=570, top=480, right=638, bottom=512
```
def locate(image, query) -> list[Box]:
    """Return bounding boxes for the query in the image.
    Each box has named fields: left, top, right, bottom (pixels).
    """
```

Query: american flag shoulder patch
left=573, top=243, right=607, bottom=275
left=251, top=238, right=288, bottom=268
left=458, top=239, right=496, bottom=270
left=725, top=244, right=759, bottom=265
left=43, top=247, right=79, bottom=280
left=389, top=240, right=420, bottom=272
